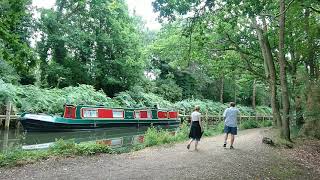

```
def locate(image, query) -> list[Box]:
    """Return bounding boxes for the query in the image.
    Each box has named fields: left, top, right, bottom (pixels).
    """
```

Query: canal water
left=0, top=126, right=178, bottom=152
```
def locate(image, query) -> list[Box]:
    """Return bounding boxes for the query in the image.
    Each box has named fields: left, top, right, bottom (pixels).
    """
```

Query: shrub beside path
left=0, top=128, right=318, bottom=180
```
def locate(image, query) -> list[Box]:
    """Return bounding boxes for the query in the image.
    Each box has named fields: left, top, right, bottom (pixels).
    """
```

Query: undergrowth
left=240, top=120, right=273, bottom=130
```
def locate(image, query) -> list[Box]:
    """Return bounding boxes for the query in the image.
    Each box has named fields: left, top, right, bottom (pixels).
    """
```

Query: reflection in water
left=0, top=125, right=178, bottom=152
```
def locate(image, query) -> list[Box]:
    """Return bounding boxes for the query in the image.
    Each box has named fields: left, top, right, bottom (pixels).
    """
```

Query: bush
left=0, top=83, right=119, bottom=114
left=0, top=139, right=112, bottom=167
left=240, top=119, right=260, bottom=129
left=144, top=127, right=175, bottom=147
left=260, top=120, right=273, bottom=127
left=155, top=78, right=183, bottom=102
left=49, top=139, right=112, bottom=156
left=0, top=81, right=272, bottom=117
left=174, top=122, right=190, bottom=141
left=0, top=149, right=49, bottom=167
left=174, top=99, right=270, bottom=116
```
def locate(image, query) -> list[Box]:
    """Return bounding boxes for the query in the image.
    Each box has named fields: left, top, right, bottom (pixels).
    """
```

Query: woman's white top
left=191, top=111, right=201, bottom=122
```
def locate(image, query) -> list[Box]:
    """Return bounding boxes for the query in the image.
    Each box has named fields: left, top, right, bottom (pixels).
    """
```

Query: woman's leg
left=188, top=139, right=194, bottom=145
left=195, top=140, right=199, bottom=150
left=187, top=139, right=193, bottom=149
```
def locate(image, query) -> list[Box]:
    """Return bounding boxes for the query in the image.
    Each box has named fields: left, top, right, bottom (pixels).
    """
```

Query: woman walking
left=187, top=105, right=203, bottom=151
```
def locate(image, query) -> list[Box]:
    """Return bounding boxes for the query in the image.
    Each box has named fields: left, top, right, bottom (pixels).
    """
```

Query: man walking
left=223, top=102, right=240, bottom=149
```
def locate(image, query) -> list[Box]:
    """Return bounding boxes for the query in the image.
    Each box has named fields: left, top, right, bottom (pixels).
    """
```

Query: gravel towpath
left=0, top=128, right=318, bottom=180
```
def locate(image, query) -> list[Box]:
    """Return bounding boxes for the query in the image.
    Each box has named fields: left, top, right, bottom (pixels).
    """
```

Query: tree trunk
left=252, top=79, right=256, bottom=112
left=220, top=75, right=224, bottom=103
left=234, top=76, right=237, bottom=104
left=295, top=95, right=304, bottom=127
left=278, top=0, right=290, bottom=140
left=253, top=17, right=282, bottom=130
left=304, top=9, right=316, bottom=79
left=291, top=51, right=304, bottom=128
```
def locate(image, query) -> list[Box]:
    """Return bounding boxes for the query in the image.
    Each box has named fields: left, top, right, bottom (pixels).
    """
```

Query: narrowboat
left=19, top=105, right=180, bottom=132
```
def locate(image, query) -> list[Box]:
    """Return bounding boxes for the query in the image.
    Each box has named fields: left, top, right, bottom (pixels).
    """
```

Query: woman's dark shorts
left=224, top=125, right=237, bottom=135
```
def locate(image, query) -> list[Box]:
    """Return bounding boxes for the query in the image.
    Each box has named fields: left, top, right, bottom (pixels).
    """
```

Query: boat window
left=112, top=110, right=124, bottom=118
left=158, top=111, right=168, bottom=119
left=135, top=111, right=140, bottom=118
left=83, top=109, right=98, bottom=118
left=135, top=110, right=151, bottom=119
left=64, top=106, right=76, bottom=119
left=169, top=111, right=178, bottom=118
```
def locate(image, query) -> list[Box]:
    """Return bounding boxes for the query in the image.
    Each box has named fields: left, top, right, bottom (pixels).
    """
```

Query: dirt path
left=0, top=128, right=318, bottom=180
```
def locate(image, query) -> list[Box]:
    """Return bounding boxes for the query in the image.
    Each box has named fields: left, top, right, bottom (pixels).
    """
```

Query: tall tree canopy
left=152, top=0, right=320, bottom=139
left=37, top=0, right=146, bottom=96
left=0, top=0, right=36, bottom=84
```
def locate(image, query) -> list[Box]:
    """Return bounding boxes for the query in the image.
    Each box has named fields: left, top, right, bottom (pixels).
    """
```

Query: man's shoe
left=230, top=145, right=234, bottom=149
left=187, top=144, right=190, bottom=149
left=223, top=143, right=226, bottom=148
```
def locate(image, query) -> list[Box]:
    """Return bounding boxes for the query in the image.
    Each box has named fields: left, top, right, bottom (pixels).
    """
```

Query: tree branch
left=307, top=6, right=320, bottom=13
left=261, top=0, right=295, bottom=18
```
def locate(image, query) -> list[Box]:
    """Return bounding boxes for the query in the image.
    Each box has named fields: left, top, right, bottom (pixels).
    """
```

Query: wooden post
left=205, top=109, right=208, bottom=127
left=5, top=100, right=11, bottom=130
left=3, top=130, right=9, bottom=153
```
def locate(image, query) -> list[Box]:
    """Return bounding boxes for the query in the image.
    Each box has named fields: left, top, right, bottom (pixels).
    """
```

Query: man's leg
left=230, top=134, right=235, bottom=146
left=224, top=133, right=228, bottom=147
left=230, top=127, right=237, bottom=149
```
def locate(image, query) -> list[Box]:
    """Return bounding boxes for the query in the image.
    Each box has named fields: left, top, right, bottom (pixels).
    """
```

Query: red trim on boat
left=140, top=111, right=148, bottom=118
left=158, top=111, right=168, bottom=119
left=98, top=109, right=113, bottom=118
left=64, top=106, right=76, bottom=119
left=169, top=111, right=178, bottom=119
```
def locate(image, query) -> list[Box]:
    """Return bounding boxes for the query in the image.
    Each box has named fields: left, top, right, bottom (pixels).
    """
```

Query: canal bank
left=0, top=119, right=274, bottom=167
left=0, top=128, right=318, bottom=180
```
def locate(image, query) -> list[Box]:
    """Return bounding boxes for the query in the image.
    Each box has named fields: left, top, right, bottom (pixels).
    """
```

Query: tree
left=0, top=0, right=36, bottom=84
left=152, top=0, right=319, bottom=140
left=37, top=0, right=146, bottom=96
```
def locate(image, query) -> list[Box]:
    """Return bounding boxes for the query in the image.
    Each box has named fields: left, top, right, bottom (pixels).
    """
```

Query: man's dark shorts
left=224, top=125, right=237, bottom=135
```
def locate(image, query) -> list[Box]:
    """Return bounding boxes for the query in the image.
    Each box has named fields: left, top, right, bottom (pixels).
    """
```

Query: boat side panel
left=20, top=118, right=180, bottom=132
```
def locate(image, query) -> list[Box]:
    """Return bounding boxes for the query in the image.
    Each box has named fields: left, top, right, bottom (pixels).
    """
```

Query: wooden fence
left=0, top=101, right=21, bottom=129
left=0, top=115, right=20, bottom=129
left=0, top=100, right=273, bottom=129
left=179, top=114, right=273, bottom=126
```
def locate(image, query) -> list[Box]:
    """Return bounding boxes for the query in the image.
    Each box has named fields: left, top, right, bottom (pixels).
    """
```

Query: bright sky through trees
left=32, top=0, right=161, bottom=30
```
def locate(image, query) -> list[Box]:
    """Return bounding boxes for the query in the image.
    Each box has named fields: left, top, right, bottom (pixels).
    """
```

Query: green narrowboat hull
left=19, top=114, right=180, bottom=132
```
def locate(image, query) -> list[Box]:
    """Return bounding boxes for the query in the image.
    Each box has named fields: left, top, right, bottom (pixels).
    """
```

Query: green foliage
left=0, top=80, right=272, bottom=116
left=37, top=0, right=146, bottom=96
left=0, top=0, right=36, bottom=83
left=175, top=99, right=267, bottom=116
left=0, top=82, right=118, bottom=114
left=240, top=120, right=260, bottom=130
left=174, top=121, right=190, bottom=141
left=302, top=83, right=320, bottom=139
left=0, top=60, right=20, bottom=84
left=155, top=78, right=183, bottom=102
left=49, top=139, right=112, bottom=156
left=0, top=149, right=49, bottom=167
left=215, top=121, right=226, bottom=134
left=114, top=86, right=172, bottom=108
left=260, top=120, right=273, bottom=127
left=0, top=139, right=112, bottom=167
left=144, top=127, right=175, bottom=147
left=240, top=120, right=273, bottom=130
